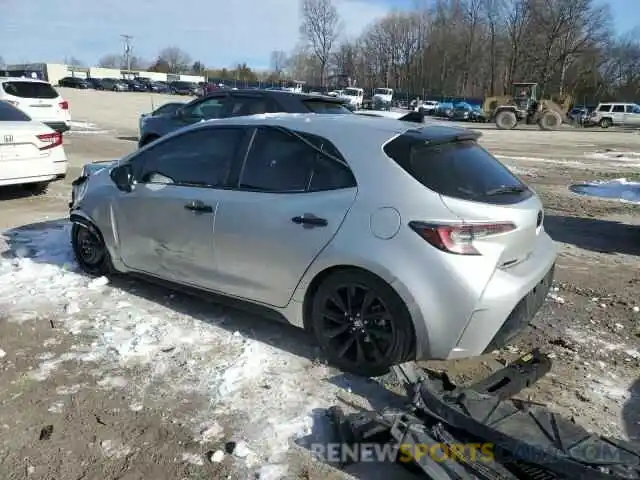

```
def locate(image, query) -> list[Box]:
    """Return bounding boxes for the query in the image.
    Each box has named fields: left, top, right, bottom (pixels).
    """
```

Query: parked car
left=434, top=102, right=454, bottom=119
left=138, top=79, right=169, bottom=93
left=589, top=102, right=640, bottom=128
left=85, top=78, right=105, bottom=90
left=417, top=100, right=440, bottom=115
left=123, top=79, right=147, bottom=92
left=69, top=113, right=556, bottom=376
left=0, top=100, right=67, bottom=194
left=138, top=89, right=351, bottom=147
left=58, top=76, right=90, bottom=89
left=0, top=77, right=71, bottom=133
left=100, top=78, right=128, bottom=92
left=169, top=81, right=201, bottom=96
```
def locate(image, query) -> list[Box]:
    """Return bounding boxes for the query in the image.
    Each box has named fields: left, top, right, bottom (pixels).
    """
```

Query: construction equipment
left=483, top=82, right=572, bottom=131
left=325, top=349, right=640, bottom=479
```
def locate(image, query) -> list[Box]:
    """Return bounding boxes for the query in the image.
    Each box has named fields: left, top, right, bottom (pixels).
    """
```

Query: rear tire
left=71, top=223, right=114, bottom=277
left=309, top=269, right=415, bottom=377
left=24, top=182, right=49, bottom=196
left=495, top=110, right=518, bottom=130
left=538, top=111, right=562, bottom=131
left=599, top=118, right=612, bottom=129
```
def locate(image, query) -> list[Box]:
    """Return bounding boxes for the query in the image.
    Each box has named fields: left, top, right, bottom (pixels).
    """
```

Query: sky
left=0, top=0, right=637, bottom=70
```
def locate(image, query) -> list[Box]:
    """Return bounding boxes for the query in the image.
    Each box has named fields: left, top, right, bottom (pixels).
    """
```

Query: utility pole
left=121, top=34, right=133, bottom=75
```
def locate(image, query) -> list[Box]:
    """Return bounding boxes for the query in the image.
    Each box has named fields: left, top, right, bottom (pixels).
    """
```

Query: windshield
left=374, top=89, right=391, bottom=95
left=632, top=104, right=640, bottom=114
left=344, top=88, right=360, bottom=96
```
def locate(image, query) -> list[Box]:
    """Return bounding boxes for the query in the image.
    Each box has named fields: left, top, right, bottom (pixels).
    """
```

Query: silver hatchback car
left=69, top=114, right=556, bottom=376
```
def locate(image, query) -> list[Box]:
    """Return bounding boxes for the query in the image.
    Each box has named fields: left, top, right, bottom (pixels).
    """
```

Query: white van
left=340, top=87, right=364, bottom=110
left=0, top=77, right=71, bottom=133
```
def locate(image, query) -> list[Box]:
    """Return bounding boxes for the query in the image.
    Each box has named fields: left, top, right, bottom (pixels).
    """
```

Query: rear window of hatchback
left=1, top=81, right=59, bottom=99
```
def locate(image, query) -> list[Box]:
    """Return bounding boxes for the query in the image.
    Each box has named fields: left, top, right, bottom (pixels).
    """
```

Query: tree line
left=288, top=0, right=639, bottom=103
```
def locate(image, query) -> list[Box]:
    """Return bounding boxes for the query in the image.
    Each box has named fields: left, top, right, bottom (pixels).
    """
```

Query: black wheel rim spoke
left=319, top=283, right=396, bottom=366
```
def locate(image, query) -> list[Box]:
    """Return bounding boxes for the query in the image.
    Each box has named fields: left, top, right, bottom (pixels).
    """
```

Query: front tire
left=71, top=223, right=114, bottom=276
left=495, top=110, right=518, bottom=130
left=309, top=269, right=415, bottom=377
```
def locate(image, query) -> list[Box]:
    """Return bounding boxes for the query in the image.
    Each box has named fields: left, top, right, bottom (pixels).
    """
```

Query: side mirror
left=110, top=164, right=134, bottom=192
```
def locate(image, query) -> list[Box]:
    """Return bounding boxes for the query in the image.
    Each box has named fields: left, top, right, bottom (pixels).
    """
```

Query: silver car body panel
left=71, top=113, right=557, bottom=361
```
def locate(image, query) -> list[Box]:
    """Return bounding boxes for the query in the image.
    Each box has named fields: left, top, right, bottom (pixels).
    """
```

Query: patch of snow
left=100, top=439, right=131, bottom=458
left=588, top=151, right=640, bottom=162
left=0, top=348, right=5, bottom=358
left=0, top=220, right=349, bottom=473
left=48, top=401, right=65, bottom=413
left=56, top=383, right=86, bottom=395
left=569, top=178, right=640, bottom=204
left=209, top=449, right=225, bottom=463
left=181, top=452, right=204, bottom=466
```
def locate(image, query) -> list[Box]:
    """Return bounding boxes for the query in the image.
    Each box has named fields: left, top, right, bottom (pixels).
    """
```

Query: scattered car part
left=327, top=350, right=640, bottom=479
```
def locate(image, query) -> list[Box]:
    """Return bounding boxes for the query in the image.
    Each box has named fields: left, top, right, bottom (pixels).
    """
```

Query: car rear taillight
left=59, top=100, right=69, bottom=110
left=37, top=132, right=63, bottom=150
left=409, top=221, right=516, bottom=255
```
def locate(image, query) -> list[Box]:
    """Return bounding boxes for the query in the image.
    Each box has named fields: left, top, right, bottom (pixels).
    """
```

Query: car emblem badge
left=3, top=135, right=13, bottom=143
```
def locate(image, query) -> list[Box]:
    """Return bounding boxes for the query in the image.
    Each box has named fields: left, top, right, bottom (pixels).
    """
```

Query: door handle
left=184, top=201, right=213, bottom=213
left=291, top=215, right=328, bottom=227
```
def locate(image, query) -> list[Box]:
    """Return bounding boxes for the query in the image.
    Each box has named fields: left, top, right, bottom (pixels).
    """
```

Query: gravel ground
left=0, top=90, right=638, bottom=479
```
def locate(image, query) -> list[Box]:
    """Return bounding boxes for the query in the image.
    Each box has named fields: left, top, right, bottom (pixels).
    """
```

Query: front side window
left=133, top=127, right=243, bottom=187
left=183, top=96, right=228, bottom=120
left=238, top=128, right=355, bottom=192
left=598, top=105, right=611, bottom=112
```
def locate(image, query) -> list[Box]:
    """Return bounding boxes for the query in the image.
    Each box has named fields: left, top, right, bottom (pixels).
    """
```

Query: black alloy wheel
left=311, top=270, right=415, bottom=377
left=71, top=223, right=113, bottom=276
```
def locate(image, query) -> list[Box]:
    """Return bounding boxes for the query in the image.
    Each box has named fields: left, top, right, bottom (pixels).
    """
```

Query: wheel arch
left=301, top=264, right=422, bottom=359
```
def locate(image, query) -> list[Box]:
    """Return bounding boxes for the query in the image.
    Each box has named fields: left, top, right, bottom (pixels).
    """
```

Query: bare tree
left=299, top=0, right=340, bottom=87
left=157, top=46, right=192, bottom=74
left=98, top=54, right=121, bottom=68
left=270, top=50, right=288, bottom=77
left=65, top=57, right=85, bottom=67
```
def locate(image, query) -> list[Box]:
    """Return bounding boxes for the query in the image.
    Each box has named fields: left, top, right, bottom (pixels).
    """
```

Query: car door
left=211, top=126, right=358, bottom=307
left=112, top=126, right=248, bottom=288
left=625, top=104, right=640, bottom=127
left=611, top=104, right=625, bottom=125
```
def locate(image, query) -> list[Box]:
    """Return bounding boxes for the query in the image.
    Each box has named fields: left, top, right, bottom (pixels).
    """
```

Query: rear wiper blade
left=485, top=185, right=527, bottom=195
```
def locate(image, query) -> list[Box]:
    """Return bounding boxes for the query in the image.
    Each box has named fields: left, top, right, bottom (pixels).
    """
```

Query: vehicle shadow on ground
left=544, top=214, right=640, bottom=256
left=0, top=185, right=40, bottom=201
left=117, top=136, right=138, bottom=142
left=622, top=378, right=639, bottom=442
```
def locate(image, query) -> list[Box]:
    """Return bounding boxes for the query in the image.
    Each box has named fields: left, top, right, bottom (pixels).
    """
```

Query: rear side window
left=0, top=100, right=31, bottom=121
left=383, top=137, right=532, bottom=205
left=612, top=105, right=625, bottom=113
left=1, top=81, right=58, bottom=99
left=303, top=100, right=351, bottom=114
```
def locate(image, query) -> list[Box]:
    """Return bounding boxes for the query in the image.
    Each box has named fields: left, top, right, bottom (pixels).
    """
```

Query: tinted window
left=153, top=103, right=183, bottom=116
left=632, top=105, right=640, bottom=114
left=184, top=96, right=228, bottom=119
left=135, top=128, right=243, bottom=187
left=612, top=105, right=625, bottom=113
left=228, top=96, right=278, bottom=116
left=239, top=128, right=355, bottom=192
left=0, top=100, right=31, bottom=121
left=304, top=100, right=351, bottom=114
left=1, top=81, right=58, bottom=99
left=383, top=136, right=531, bottom=205
left=598, top=105, right=611, bottom=112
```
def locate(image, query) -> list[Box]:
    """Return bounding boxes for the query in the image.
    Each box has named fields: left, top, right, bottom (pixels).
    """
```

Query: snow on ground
left=0, top=220, right=357, bottom=476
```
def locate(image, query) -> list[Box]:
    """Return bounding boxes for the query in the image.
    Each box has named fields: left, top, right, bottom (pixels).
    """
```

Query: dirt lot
left=0, top=89, right=638, bottom=479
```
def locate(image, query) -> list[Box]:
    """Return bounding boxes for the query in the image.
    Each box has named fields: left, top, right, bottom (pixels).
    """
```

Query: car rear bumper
left=0, top=158, right=67, bottom=187
left=446, top=231, right=557, bottom=359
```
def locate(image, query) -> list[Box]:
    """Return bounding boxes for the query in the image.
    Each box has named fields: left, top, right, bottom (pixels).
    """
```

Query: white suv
left=0, top=77, right=71, bottom=133
left=591, top=102, right=640, bottom=128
